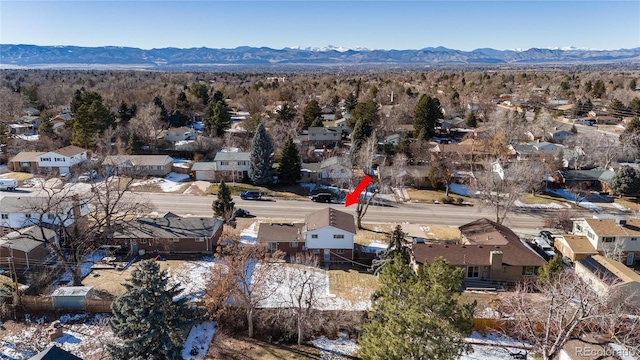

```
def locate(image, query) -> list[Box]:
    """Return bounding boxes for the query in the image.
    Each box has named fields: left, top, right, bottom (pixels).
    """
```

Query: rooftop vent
left=616, top=219, right=627, bottom=226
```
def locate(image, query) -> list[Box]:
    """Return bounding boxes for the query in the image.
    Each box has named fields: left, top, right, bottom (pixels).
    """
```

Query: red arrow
left=345, top=175, right=373, bottom=207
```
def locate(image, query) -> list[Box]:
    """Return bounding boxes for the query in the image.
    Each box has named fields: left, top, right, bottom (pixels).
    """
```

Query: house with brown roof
left=102, top=155, right=174, bottom=177
left=257, top=207, right=356, bottom=263
left=9, top=151, right=45, bottom=172
left=553, top=235, right=598, bottom=262
left=574, top=255, right=640, bottom=303
left=112, top=213, right=224, bottom=255
left=413, top=218, right=545, bottom=283
left=38, top=145, right=89, bottom=174
left=572, top=218, right=640, bottom=266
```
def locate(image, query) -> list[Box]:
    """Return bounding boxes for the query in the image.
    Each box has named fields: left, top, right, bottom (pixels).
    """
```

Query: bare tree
left=206, top=240, right=284, bottom=338
left=129, top=102, right=163, bottom=151
left=352, top=132, right=380, bottom=229
left=283, top=253, right=325, bottom=345
left=502, top=271, right=640, bottom=360
left=473, top=160, right=541, bottom=224
left=18, top=173, right=152, bottom=285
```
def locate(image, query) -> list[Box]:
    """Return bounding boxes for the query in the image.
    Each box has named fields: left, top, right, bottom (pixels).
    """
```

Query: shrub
left=455, top=197, right=464, bottom=205
left=440, top=196, right=455, bottom=204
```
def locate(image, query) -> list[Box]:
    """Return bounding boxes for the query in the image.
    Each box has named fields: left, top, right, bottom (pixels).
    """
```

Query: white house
left=212, top=151, right=251, bottom=182
left=303, top=208, right=356, bottom=262
left=37, top=145, right=88, bottom=174
left=0, top=195, right=88, bottom=235
left=548, top=130, right=574, bottom=144
left=306, top=127, right=342, bottom=143
left=319, top=157, right=352, bottom=185
left=572, top=218, right=640, bottom=266
left=574, top=255, right=640, bottom=303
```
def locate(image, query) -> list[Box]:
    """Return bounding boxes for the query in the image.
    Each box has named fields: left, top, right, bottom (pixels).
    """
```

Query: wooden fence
left=19, top=296, right=113, bottom=313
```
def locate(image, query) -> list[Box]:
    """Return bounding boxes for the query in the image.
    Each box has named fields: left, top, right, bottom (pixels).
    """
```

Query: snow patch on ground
left=612, top=203, right=631, bottom=212
left=240, top=221, right=260, bottom=244
left=0, top=165, right=8, bottom=173
left=182, top=321, right=216, bottom=360
left=170, top=257, right=217, bottom=301
left=462, top=331, right=533, bottom=360
left=608, top=343, right=636, bottom=360
left=360, top=240, right=387, bottom=254
left=546, top=188, right=602, bottom=212
left=56, top=250, right=106, bottom=285
left=310, top=332, right=358, bottom=359
left=514, top=200, right=566, bottom=209
left=172, top=158, right=192, bottom=169
left=131, top=172, right=191, bottom=192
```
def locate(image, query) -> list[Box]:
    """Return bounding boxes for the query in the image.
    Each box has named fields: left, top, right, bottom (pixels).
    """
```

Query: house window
left=290, top=241, right=298, bottom=248
left=575, top=224, right=582, bottom=232
left=20, top=162, right=31, bottom=167
left=54, top=157, right=64, bottom=162
left=267, top=242, right=277, bottom=251
left=333, top=234, right=344, bottom=239
left=25, top=214, right=31, bottom=219
left=311, top=234, right=318, bottom=239
left=336, top=249, right=344, bottom=255
left=0, top=214, right=7, bottom=219
left=40, top=157, right=51, bottom=162
left=170, top=238, right=180, bottom=243
left=140, top=239, right=147, bottom=244
left=602, top=237, right=615, bottom=243
left=238, top=161, right=248, bottom=166
left=195, top=238, right=204, bottom=242
left=522, top=266, right=537, bottom=276
left=632, top=237, right=638, bottom=241
left=587, top=231, right=595, bottom=240
left=313, top=249, right=320, bottom=254
left=220, top=161, right=229, bottom=166
left=466, top=266, right=480, bottom=278
left=156, top=166, right=163, bottom=170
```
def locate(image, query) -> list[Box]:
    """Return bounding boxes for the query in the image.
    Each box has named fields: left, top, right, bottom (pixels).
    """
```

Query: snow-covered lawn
left=56, top=250, right=107, bottom=285
left=169, top=257, right=217, bottom=301
left=359, top=240, right=386, bottom=254
left=545, top=188, right=602, bottom=212
left=612, top=202, right=631, bottom=212
left=131, top=172, right=191, bottom=192
left=182, top=322, right=216, bottom=360
left=310, top=332, right=358, bottom=359
left=240, top=221, right=259, bottom=244
left=514, top=200, right=568, bottom=209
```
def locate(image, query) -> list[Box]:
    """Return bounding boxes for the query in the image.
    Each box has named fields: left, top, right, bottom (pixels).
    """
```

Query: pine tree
left=360, top=256, right=474, bottom=360
left=203, top=99, right=231, bottom=137
left=303, top=100, right=322, bottom=128
left=249, top=123, right=274, bottom=185
left=278, top=137, right=302, bottom=185
left=413, top=94, right=443, bottom=141
left=108, top=260, right=204, bottom=360
left=213, top=180, right=235, bottom=221
left=275, top=102, right=296, bottom=122
left=610, top=165, right=640, bottom=196
left=465, top=111, right=477, bottom=127
left=126, top=132, right=141, bottom=155
left=537, top=255, right=563, bottom=288
left=38, top=114, right=55, bottom=138
left=370, top=225, right=412, bottom=275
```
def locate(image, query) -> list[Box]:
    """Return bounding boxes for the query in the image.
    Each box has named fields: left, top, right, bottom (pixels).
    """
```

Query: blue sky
left=1, top=1, right=639, bottom=51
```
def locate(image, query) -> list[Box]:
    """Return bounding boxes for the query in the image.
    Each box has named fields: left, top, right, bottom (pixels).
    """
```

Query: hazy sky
left=1, top=1, right=639, bottom=51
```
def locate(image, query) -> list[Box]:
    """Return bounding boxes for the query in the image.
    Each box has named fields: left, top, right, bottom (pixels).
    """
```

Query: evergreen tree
left=351, top=118, right=373, bottom=153
left=108, top=260, right=203, bottom=360
left=370, top=225, right=412, bottom=275
left=428, top=156, right=452, bottom=196
left=346, top=99, right=379, bottom=130
left=630, top=97, right=640, bottom=116
left=68, top=89, right=116, bottom=147
left=118, top=101, right=136, bottom=124
left=465, top=111, right=477, bottom=128
left=38, top=113, right=55, bottom=138
left=591, top=79, right=605, bottom=99
left=189, top=82, right=210, bottom=106
left=303, top=100, right=322, bottom=128
left=249, top=123, right=274, bottom=185
left=278, top=136, right=302, bottom=185
left=0, top=122, right=7, bottom=144
left=275, top=102, right=296, bottom=122
left=203, top=98, right=231, bottom=137
left=360, top=256, right=474, bottom=360
left=537, top=255, right=563, bottom=288
left=213, top=180, right=235, bottom=221
left=126, top=132, right=142, bottom=155
left=610, top=165, right=640, bottom=196
left=153, top=96, right=169, bottom=122
left=344, top=92, right=358, bottom=112
left=175, top=91, right=191, bottom=113
left=413, top=94, right=443, bottom=141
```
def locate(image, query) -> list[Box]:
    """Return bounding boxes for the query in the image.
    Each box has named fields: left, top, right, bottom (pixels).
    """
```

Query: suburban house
left=210, top=151, right=250, bottom=182
left=553, top=235, right=598, bottom=262
left=382, top=133, right=401, bottom=146
left=112, top=213, right=224, bottom=255
left=102, top=155, right=174, bottom=177
left=162, top=127, right=197, bottom=143
left=191, top=162, right=217, bottom=181
left=319, top=157, right=352, bottom=185
left=0, top=226, right=57, bottom=270
left=0, top=196, right=88, bottom=236
left=38, top=145, right=89, bottom=174
left=413, top=218, right=546, bottom=283
left=299, top=127, right=342, bottom=147
left=257, top=207, right=356, bottom=263
left=572, top=218, right=640, bottom=266
left=574, top=255, right=640, bottom=303
left=9, top=152, right=45, bottom=172
left=28, top=344, right=83, bottom=360
left=548, top=129, right=574, bottom=144
left=513, top=141, right=564, bottom=160
left=439, top=117, right=466, bottom=131
left=300, top=162, right=321, bottom=183
left=555, top=169, right=615, bottom=194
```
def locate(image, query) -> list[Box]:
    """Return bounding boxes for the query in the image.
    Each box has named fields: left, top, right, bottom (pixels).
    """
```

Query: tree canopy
left=203, top=97, right=231, bottom=137
left=108, top=259, right=204, bottom=360
left=69, top=89, right=116, bottom=148
left=610, top=165, right=640, bottom=196
left=413, top=94, right=443, bottom=140
left=277, top=136, right=302, bottom=185
left=213, top=180, right=235, bottom=222
left=303, top=100, right=322, bottom=128
left=249, top=123, right=274, bottom=185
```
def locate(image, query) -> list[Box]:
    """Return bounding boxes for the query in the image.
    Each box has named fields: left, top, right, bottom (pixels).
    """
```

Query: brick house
left=112, top=213, right=224, bottom=255
left=9, top=152, right=45, bottom=172
left=413, top=218, right=546, bottom=283
left=0, top=226, right=57, bottom=270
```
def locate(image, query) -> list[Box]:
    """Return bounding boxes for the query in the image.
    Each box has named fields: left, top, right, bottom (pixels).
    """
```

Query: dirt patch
left=354, top=225, right=391, bottom=246
left=208, top=332, right=322, bottom=360
left=328, top=268, right=378, bottom=303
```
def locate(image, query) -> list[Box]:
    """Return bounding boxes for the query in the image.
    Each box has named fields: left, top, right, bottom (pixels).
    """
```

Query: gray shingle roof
left=0, top=226, right=56, bottom=252
left=113, top=216, right=223, bottom=239
left=191, top=162, right=217, bottom=171
left=214, top=152, right=250, bottom=162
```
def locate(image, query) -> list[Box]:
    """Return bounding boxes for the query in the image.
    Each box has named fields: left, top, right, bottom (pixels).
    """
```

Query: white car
left=533, top=237, right=556, bottom=259
left=79, top=170, right=98, bottom=182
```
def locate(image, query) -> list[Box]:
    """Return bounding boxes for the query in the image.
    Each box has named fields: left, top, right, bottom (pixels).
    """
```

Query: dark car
left=540, top=230, right=555, bottom=245
left=310, top=193, right=333, bottom=203
left=234, top=208, right=251, bottom=218
left=240, top=191, right=262, bottom=200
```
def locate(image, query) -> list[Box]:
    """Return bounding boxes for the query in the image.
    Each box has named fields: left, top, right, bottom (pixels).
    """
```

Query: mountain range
left=1, top=44, right=639, bottom=69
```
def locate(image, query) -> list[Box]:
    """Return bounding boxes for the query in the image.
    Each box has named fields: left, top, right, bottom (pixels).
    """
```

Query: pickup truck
left=0, top=179, right=18, bottom=191
left=240, top=191, right=262, bottom=200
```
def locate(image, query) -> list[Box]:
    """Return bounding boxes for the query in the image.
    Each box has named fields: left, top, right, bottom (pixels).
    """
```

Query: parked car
left=310, top=193, right=333, bottom=203
left=533, top=237, right=556, bottom=259
left=59, top=172, right=72, bottom=180
left=539, top=230, right=555, bottom=245
left=234, top=208, right=251, bottom=218
left=0, top=179, right=18, bottom=191
left=240, top=191, right=262, bottom=200
left=79, top=170, right=98, bottom=182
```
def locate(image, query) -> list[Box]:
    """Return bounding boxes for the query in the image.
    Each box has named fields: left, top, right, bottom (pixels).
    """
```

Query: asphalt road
left=140, top=192, right=549, bottom=236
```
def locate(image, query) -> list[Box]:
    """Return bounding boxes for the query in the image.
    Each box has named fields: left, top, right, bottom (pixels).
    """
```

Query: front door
left=627, top=253, right=635, bottom=266
left=324, top=249, right=331, bottom=263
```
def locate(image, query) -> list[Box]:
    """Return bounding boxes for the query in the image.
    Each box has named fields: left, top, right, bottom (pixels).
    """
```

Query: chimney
left=616, top=218, right=627, bottom=227
left=490, top=250, right=503, bottom=280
